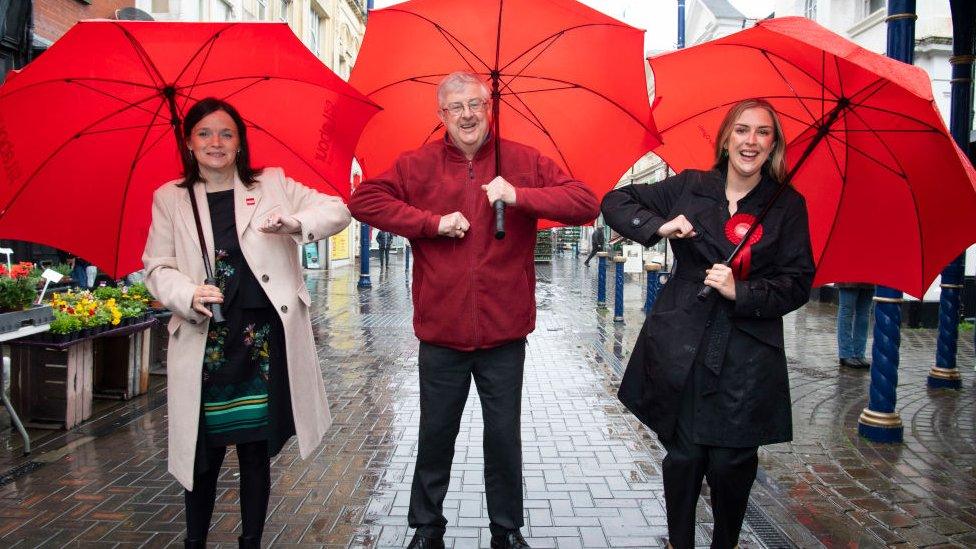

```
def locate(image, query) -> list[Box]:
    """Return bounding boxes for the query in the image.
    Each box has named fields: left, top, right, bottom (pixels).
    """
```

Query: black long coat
left=602, top=169, right=814, bottom=447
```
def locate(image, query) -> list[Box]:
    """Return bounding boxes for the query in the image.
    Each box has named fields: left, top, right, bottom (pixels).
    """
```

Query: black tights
left=184, top=440, right=271, bottom=541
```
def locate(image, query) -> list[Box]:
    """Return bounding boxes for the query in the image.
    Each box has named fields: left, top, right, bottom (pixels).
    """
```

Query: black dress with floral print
left=200, top=189, right=295, bottom=451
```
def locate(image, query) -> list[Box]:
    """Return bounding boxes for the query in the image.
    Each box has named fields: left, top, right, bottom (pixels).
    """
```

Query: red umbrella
left=0, top=20, right=379, bottom=278
left=649, top=16, right=976, bottom=297
left=349, top=0, right=660, bottom=229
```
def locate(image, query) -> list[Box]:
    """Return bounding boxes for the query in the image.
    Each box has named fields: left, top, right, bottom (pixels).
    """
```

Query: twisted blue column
left=596, top=252, right=608, bottom=308
left=858, top=286, right=904, bottom=442
left=931, top=0, right=974, bottom=389
left=932, top=255, right=964, bottom=388
left=644, top=264, right=661, bottom=313
left=357, top=222, right=372, bottom=289
left=613, top=256, right=625, bottom=322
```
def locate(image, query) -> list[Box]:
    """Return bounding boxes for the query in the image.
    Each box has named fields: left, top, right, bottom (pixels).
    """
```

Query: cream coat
left=142, top=167, right=349, bottom=490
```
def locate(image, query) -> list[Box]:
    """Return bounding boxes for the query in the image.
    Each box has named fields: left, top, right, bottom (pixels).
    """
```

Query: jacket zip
left=468, top=159, right=481, bottom=347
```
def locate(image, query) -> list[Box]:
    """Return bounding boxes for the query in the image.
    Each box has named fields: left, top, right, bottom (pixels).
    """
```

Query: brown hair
left=712, top=98, right=787, bottom=182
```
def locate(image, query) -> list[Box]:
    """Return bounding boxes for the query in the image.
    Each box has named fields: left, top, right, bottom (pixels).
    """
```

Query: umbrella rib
left=0, top=91, right=165, bottom=220
left=499, top=32, right=561, bottom=87
left=499, top=23, right=635, bottom=74
left=382, top=8, right=492, bottom=72
left=844, top=101, right=945, bottom=133
left=500, top=75, right=656, bottom=132
left=364, top=74, right=450, bottom=98
left=842, top=106, right=911, bottom=178
left=500, top=87, right=548, bottom=134
left=66, top=80, right=162, bottom=119
left=0, top=77, right=160, bottom=101
left=247, top=124, right=344, bottom=197
left=658, top=95, right=835, bottom=133
left=759, top=50, right=819, bottom=126
left=497, top=95, right=574, bottom=177
left=113, top=22, right=166, bottom=88
left=112, top=99, right=170, bottom=276
left=80, top=122, right=172, bottom=137
left=173, top=22, right=238, bottom=85
left=214, top=77, right=267, bottom=104
left=176, top=75, right=382, bottom=109
left=821, top=131, right=906, bottom=178
left=179, top=32, right=222, bottom=113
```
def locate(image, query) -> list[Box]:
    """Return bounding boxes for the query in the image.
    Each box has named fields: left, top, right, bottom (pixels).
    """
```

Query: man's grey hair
left=437, top=72, right=490, bottom=105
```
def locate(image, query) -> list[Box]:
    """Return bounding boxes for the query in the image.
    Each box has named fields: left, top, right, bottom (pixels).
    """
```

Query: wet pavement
left=0, top=252, right=973, bottom=548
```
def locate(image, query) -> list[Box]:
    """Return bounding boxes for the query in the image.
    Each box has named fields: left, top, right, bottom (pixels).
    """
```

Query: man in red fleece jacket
left=349, top=71, right=599, bottom=549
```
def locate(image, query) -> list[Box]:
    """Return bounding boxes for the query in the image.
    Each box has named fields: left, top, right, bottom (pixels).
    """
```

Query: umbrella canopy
left=0, top=20, right=379, bottom=278
left=349, top=0, right=660, bottom=219
left=649, top=16, right=976, bottom=297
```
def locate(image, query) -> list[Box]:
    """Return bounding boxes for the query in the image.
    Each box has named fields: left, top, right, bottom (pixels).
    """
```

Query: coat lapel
left=235, top=173, right=262, bottom=239
left=687, top=171, right=733, bottom=263
left=176, top=182, right=216, bottom=280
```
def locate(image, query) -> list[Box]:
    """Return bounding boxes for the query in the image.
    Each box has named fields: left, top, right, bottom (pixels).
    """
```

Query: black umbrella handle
left=204, top=278, right=226, bottom=323
left=493, top=200, right=506, bottom=239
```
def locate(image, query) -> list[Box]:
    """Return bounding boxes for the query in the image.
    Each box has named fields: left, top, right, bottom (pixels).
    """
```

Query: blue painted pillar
left=677, top=0, right=686, bottom=49
left=613, top=256, right=626, bottom=322
left=644, top=264, right=661, bottom=313
left=859, top=0, right=915, bottom=443
left=930, top=0, right=974, bottom=389
left=357, top=222, right=372, bottom=289
left=596, top=251, right=608, bottom=308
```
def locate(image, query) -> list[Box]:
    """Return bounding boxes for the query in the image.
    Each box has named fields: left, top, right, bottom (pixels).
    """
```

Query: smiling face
left=438, top=82, right=491, bottom=159
left=723, top=106, right=775, bottom=183
left=186, top=110, right=239, bottom=174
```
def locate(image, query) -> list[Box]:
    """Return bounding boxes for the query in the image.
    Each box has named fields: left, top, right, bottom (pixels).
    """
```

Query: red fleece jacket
left=349, top=136, right=599, bottom=350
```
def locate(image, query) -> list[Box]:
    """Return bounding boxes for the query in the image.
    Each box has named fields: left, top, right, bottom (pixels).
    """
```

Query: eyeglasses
left=441, top=98, right=489, bottom=117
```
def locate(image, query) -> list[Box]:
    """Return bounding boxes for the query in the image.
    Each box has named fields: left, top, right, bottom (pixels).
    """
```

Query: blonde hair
left=713, top=99, right=787, bottom=182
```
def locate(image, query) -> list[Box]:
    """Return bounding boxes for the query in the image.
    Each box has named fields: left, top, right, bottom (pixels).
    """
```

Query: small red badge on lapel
left=245, top=197, right=255, bottom=206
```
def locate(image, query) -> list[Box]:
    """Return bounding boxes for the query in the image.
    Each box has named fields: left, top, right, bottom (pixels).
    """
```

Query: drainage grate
left=744, top=499, right=798, bottom=549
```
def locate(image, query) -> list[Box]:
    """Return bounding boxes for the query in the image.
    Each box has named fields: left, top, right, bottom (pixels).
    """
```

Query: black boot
left=238, top=535, right=261, bottom=548
left=407, top=532, right=446, bottom=549
left=491, top=530, right=531, bottom=549
left=184, top=539, right=205, bottom=549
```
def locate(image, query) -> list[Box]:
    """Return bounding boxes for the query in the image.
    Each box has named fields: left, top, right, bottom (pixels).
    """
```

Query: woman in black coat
left=601, top=99, right=814, bottom=549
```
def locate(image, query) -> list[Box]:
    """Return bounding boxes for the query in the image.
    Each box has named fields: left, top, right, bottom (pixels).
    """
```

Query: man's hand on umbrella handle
left=191, top=284, right=224, bottom=317
left=438, top=212, right=470, bottom=238
left=481, top=176, right=517, bottom=206
left=704, top=263, right=736, bottom=300
left=657, top=215, right=697, bottom=239
left=258, top=212, right=301, bottom=234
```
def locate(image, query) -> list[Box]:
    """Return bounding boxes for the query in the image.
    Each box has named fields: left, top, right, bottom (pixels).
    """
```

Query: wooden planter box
left=9, top=318, right=156, bottom=429
left=9, top=339, right=94, bottom=429
left=93, top=324, right=152, bottom=400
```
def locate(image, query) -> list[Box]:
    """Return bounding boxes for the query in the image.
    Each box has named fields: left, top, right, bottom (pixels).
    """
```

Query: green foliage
left=51, top=263, right=73, bottom=277
left=126, top=282, right=153, bottom=301
left=0, top=277, right=37, bottom=312
left=93, top=286, right=123, bottom=301
left=49, top=310, right=83, bottom=334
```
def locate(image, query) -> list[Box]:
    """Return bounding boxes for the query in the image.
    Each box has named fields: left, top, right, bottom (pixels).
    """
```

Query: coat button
left=631, top=217, right=641, bottom=226
left=261, top=274, right=269, bottom=282
left=280, top=305, right=288, bottom=313
left=307, top=233, right=314, bottom=240
left=754, top=310, right=761, bottom=317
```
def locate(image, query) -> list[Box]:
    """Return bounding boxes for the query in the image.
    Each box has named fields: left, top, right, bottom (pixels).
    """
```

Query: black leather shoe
left=855, top=357, right=871, bottom=368
left=491, top=530, right=531, bottom=549
left=840, top=358, right=868, bottom=369
left=407, top=532, right=445, bottom=549
left=184, top=539, right=205, bottom=549
left=238, top=535, right=261, bottom=548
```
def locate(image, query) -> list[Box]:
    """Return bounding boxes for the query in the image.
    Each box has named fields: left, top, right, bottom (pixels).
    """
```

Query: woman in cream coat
left=143, top=98, right=349, bottom=548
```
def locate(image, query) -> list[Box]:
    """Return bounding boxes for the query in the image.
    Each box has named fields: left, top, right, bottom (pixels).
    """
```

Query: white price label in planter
left=37, top=269, right=65, bottom=304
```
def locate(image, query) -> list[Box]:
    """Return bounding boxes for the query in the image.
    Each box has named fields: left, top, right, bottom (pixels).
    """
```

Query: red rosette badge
left=724, top=213, right=763, bottom=280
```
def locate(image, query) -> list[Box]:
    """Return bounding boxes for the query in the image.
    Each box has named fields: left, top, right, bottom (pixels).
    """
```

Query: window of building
left=279, top=0, right=292, bottom=22
left=307, top=8, right=322, bottom=56
left=219, top=0, right=234, bottom=21
left=863, top=0, right=885, bottom=17
left=257, top=0, right=267, bottom=19
left=803, top=0, right=816, bottom=20
left=152, top=0, right=170, bottom=12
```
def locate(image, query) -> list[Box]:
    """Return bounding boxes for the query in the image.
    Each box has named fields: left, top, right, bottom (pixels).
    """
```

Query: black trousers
left=184, top=440, right=271, bottom=541
left=660, top=382, right=758, bottom=549
left=583, top=246, right=601, bottom=265
left=409, top=340, right=526, bottom=538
